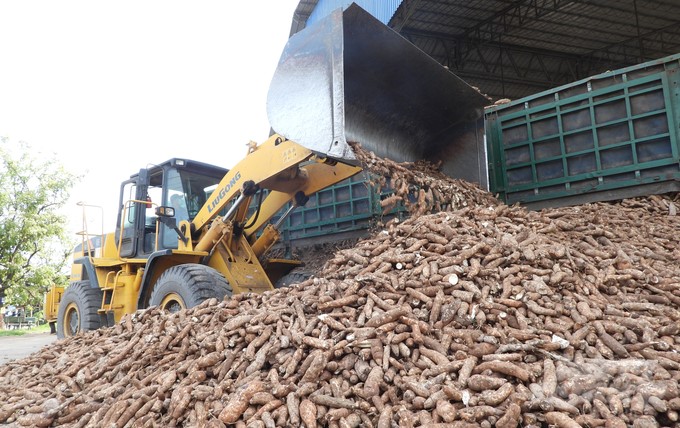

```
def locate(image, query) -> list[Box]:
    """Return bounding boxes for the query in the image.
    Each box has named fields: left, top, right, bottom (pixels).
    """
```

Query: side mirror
left=155, top=206, right=175, bottom=217
left=155, top=206, right=188, bottom=245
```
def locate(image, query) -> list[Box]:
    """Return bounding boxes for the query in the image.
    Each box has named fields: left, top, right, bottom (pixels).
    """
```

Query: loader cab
left=115, top=158, right=228, bottom=258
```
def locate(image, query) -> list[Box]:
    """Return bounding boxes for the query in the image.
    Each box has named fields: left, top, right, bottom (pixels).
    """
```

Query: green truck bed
left=485, top=53, right=680, bottom=208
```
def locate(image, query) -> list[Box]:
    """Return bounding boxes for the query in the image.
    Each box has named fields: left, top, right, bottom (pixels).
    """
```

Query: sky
left=0, top=0, right=301, bottom=236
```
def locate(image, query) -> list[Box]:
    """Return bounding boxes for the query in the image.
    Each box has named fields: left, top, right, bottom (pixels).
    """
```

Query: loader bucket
left=267, top=3, right=489, bottom=165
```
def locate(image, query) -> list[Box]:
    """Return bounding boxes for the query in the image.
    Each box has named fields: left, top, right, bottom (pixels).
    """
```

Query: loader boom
left=188, top=135, right=359, bottom=237
left=171, top=134, right=361, bottom=293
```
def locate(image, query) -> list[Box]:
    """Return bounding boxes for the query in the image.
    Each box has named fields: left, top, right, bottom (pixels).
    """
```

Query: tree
left=0, top=137, right=77, bottom=312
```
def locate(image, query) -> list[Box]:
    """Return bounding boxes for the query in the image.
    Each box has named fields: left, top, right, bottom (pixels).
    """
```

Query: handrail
left=76, top=202, right=104, bottom=265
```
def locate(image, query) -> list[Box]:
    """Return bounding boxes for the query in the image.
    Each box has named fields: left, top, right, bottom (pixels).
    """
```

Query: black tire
left=275, top=270, right=313, bottom=288
left=56, top=281, right=103, bottom=339
left=149, top=264, right=232, bottom=313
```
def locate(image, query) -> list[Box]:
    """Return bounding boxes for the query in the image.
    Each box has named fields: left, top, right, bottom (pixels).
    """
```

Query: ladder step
left=98, top=305, right=123, bottom=313
left=102, top=282, right=124, bottom=291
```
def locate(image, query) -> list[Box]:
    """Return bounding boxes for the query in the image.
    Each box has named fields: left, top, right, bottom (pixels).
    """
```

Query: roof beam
left=401, top=17, right=679, bottom=88
left=461, top=0, right=571, bottom=49
left=402, top=27, right=618, bottom=73
left=401, top=30, right=631, bottom=97
left=410, top=9, right=641, bottom=50
left=391, top=0, right=424, bottom=32
left=584, top=21, right=680, bottom=64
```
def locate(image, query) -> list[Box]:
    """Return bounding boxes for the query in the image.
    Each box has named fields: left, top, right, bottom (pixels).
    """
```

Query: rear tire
left=149, top=264, right=232, bottom=313
left=56, top=281, right=102, bottom=339
left=275, top=270, right=313, bottom=288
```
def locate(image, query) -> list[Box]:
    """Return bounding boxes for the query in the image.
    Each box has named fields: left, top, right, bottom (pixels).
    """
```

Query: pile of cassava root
left=2, top=160, right=680, bottom=427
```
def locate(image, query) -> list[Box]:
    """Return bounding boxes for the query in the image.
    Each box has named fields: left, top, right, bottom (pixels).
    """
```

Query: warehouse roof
left=290, top=0, right=680, bottom=100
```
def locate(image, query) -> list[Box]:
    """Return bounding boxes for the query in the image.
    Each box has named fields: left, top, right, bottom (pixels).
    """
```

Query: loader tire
left=149, top=264, right=232, bottom=313
left=56, top=281, right=103, bottom=339
left=274, top=270, right=313, bottom=288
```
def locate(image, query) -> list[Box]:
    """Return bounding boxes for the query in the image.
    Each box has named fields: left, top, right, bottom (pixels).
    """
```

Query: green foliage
left=0, top=329, right=28, bottom=337
left=0, top=323, right=50, bottom=336
left=0, top=137, right=78, bottom=310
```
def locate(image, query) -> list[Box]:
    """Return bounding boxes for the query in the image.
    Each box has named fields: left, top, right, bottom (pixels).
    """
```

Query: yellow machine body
left=43, top=285, right=64, bottom=324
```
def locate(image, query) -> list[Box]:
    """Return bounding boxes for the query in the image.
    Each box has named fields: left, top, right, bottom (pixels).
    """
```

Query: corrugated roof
left=291, top=0, right=680, bottom=100
left=306, top=0, right=402, bottom=26
left=289, top=0, right=319, bottom=36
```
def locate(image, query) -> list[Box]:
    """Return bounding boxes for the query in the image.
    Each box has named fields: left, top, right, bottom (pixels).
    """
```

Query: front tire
left=149, top=264, right=232, bottom=313
left=56, top=281, right=102, bottom=339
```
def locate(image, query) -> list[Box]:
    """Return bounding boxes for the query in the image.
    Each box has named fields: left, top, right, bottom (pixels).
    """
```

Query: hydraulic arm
left=169, top=134, right=361, bottom=293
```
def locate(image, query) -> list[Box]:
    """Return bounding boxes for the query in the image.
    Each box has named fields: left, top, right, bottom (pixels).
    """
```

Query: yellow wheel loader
left=51, top=4, right=488, bottom=338
left=43, top=285, right=63, bottom=334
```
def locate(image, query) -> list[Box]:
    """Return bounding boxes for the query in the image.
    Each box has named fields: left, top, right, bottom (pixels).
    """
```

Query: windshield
left=162, top=167, right=224, bottom=248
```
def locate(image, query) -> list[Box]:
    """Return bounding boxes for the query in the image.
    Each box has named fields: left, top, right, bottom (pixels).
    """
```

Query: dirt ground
left=0, top=333, right=58, bottom=365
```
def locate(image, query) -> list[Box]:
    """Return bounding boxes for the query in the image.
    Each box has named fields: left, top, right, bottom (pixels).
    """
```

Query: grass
left=0, top=323, right=51, bottom=337
left=0, top=329, right=27, bottom=337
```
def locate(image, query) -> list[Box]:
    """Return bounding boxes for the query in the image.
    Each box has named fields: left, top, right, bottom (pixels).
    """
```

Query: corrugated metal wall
left=307, top=0, right=402, bottom=26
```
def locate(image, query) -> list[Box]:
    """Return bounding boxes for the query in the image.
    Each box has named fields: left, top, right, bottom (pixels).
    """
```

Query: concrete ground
left=0, top=332, right=59, bottom=365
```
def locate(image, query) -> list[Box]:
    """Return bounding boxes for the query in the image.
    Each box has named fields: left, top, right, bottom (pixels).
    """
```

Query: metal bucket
left=267, top=3, right=489, bottom=165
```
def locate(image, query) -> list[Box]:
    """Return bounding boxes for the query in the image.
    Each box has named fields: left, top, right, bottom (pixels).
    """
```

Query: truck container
left=485, top=53, right=680, bottom=209
left=267, top=55, right=680, bottom=249
left=255, top=172, right=408, bottom=251
left=282, top=172, right=390, bottom=245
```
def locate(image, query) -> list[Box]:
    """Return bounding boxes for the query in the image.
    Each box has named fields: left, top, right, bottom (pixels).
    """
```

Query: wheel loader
left=49, top=4, right=488, bottom=338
